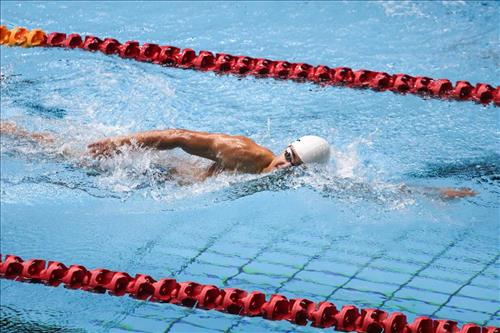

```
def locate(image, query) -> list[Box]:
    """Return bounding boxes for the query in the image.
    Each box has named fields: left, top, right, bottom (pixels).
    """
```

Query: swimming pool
left=1, top=1, right=499, bottom=332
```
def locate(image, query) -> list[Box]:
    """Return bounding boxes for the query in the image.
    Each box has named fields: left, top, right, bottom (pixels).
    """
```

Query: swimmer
left=0, top=121, right=477, bottom=199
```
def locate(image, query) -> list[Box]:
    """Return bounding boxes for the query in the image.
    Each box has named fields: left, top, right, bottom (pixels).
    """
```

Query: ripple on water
left=1, top=1, right=499, bottom=329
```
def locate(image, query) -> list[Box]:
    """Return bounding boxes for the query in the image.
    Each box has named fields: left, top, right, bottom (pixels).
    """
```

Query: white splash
left=380, top=1, right=426, bottom=17
left=1, top=119, right=415, bottom=210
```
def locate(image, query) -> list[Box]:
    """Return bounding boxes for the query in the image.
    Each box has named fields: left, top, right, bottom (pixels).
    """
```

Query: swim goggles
left=285, top=146, right=299, bottom=166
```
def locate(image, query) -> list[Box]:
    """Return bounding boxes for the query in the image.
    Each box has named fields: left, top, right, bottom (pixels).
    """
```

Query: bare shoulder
left=209, top=133, right=274, bottom=170
left=224, top=134, right=272, bottom=153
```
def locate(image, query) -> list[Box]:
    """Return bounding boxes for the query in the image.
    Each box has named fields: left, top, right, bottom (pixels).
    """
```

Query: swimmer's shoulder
left=235, top=135, right=275, bottom=158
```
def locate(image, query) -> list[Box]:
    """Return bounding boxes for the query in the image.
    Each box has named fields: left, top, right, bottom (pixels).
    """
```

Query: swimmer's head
left=289, top=136, right=331, bottom=164
left=268, top=135, right=331, bottom=170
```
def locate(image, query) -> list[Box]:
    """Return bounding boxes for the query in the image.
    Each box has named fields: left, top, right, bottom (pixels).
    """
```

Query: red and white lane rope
left=1, top=254, right=497, bottom=333
left=1, top=26, right=499, bottom=106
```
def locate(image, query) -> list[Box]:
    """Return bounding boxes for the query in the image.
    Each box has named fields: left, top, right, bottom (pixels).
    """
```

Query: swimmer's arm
left=402, top=184, right=477, bottom=199
left=88, top=129, right=219, bottom=161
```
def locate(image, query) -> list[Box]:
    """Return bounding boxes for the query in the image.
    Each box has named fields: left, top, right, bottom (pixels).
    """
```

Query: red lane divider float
left=43, top=32, right=500, bottom=106
left=1, top=254, right=498, bottom=332
left=1, top=26, right=498, bottom=106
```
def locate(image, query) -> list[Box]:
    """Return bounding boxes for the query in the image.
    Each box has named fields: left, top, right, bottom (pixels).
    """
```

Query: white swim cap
left=290, top=135, right=330, bottom=164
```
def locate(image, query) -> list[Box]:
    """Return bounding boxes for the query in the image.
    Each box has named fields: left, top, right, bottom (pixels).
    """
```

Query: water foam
left=1, top=122, right=417, bottom=210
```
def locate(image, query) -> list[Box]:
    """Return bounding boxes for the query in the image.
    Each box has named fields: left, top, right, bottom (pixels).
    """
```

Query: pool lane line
left=1, top=254, right=498, bottom=333
left=161, top=221, right=248, bottom=333
left=224, top=234, right=353, bottom=333
left=430, top=253, right=500, bottom=319
left=484, top=310, right=499, bottom=327
left=166, top=225, right=302, bottom=333
left=1, top=25, right=498, bottom=106
left=102, top=218, right=244, bottom=332
left=378, top=228, right=472, bottom=309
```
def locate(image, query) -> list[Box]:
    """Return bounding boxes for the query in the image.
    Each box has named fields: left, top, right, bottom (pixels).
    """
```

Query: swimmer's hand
left=438, top=187, right=477, bottom=199
left=87, top=137, right=130, bottom=157
left=404, top=185, right=478, bottom=200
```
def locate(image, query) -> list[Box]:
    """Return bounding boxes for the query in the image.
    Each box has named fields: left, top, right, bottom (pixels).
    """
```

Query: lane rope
left=1, top=254, right=498, bottom=332
left=1, top=26, right=498, bottom=106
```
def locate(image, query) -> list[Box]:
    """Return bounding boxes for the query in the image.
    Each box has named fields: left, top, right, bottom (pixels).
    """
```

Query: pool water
left=1, top=1, right=499, bottom=332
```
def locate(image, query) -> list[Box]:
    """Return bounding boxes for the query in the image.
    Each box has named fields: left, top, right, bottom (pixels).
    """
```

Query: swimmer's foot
left=0, top=120, right=55, bottom=144
left=0, top=121, right=19, bottom=135
left=438, top=187, right=477, bottom=199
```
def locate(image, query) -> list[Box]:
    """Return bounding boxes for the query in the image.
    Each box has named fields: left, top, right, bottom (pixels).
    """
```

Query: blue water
left=1, top=1, right=499, bottom=332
